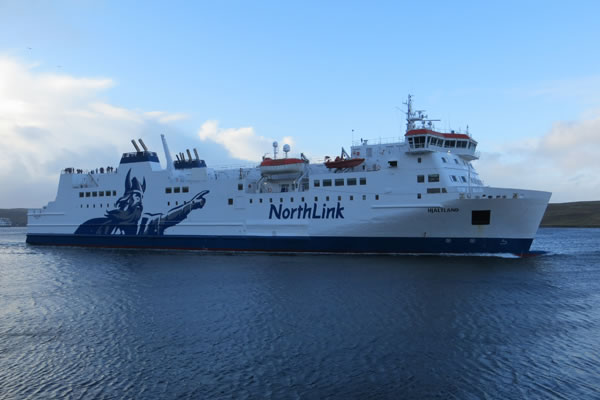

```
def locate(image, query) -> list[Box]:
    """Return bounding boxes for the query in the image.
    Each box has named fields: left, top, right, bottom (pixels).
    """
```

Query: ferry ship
left=26, top=96, right=551, bottom=255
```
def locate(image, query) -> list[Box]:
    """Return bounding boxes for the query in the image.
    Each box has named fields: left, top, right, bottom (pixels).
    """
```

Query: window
left=323, top=179, right=332, bottom=187
left=350, top=195, right=354, bottom=200
left=347, top=178, right=357, bottom=186
left=427, top=188, right=441, bottom=194
left=428, top=174, right=440, bottom=182
left=338, top=196, right=341, bottom=201
left=314, top=180, right=320, bottom=187
left=375, top=195, right=379, bottom=200
left=417, top=175, right=425, bottom=183
left=441, top=157, right=447, bottom=163
left=166, top=188, right=172, bottom=194
left=99, top=191, right=104, bottom=197
left=228, top=198, right=233, bottom=205
left=237, top=183, right=243, bottom=191
left=315, top=196, right=318, bottom=201
left=362, top=195, right=366, bottom=200
left=92, top=191, right=97, bottom=197
left=359, top=177, right=367, bottom=185
left=85, top=192, right=90, bottom=197
left=444, top=140, right=456, bottom=148
left=418, top=157, right=422, bottom=163
left=454, top=159, right=459, bottom=165
left=174, top=187, right=181, bottom=193
left=249, top=199, right=253, bottom=204
left=335, top=179, right=344, bottom=186
left=113, top=191, right=117, bottom=196
left=326, top=196, right=330, bottom=201
left=269, top=198, right=273, bottom=203
left=450, top=175, right=458, bottom=182
left=280, top=198, right=283, bottom=203
left=460, top=176, right=467, bottom=183
left=417, top=193, right=422, bottom=199
left=291, top=197, right=294, bottom=203
left=472, top=210, right=491, bottom=225
left=301, top=197, right=305, bottom=202
left=388, top=161, right=398, bottom=167
left=79, top=192, right=84, bottom=198
left=259, top=198, right=263, bottom=203
left=106, top=191, right=111, bottom=197
left=183, top=187, right=189, bottom=193
left=442, top=188, right=447, bottom=193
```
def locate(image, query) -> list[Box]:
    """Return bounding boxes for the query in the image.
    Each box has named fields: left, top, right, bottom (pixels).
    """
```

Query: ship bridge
left=402, top=95, right=479, bottom=160
left=405, top=129, right=479, bottom=160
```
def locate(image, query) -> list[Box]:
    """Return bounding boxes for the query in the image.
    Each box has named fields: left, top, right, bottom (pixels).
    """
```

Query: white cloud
left=0, top=56, right=188, bottom=208
left=477, top=112, right=600, bottom=202
left=197, top=120, right=295, bottom=161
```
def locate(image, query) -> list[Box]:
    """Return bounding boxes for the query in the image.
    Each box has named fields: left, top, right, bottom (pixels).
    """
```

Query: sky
left=1, top=0, right=600, bottom=207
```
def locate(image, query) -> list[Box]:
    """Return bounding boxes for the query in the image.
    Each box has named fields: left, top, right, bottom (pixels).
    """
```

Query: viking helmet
left=124, top=169, right=146, bottom=196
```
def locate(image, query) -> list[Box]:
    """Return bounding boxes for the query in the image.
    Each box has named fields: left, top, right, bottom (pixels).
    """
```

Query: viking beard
left=105, top=205, right=143, bottom=226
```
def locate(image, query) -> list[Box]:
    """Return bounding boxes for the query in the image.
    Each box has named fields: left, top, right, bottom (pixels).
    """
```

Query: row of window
left=80, top=203, right=111, bottom=208
left=314, top=177, right=367, bottom=187
left=79, top=190, right=116, bottom=198
left=228, top=194, right=380, bottom=205
left=165, top=187, right=189, bottom=194
left=417, top=174, right=482, bottom=185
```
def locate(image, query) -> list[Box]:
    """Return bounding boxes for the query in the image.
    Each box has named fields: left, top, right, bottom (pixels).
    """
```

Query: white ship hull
left=26, top=99, right=551, bottom=255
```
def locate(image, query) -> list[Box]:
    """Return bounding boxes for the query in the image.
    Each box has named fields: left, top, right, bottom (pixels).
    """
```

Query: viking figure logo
left=75, top=169, right=208, bottom=236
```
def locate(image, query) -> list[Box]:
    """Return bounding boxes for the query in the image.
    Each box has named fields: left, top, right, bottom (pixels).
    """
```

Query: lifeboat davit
left=260, top=157, right=305, bottom=175
left=324, top=156, right=365, bottom=169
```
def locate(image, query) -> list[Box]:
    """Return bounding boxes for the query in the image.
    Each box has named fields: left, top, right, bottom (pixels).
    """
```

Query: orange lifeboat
left=260, top=157, right=305, bottom=175
left=324, top=156, right=365, bottom=169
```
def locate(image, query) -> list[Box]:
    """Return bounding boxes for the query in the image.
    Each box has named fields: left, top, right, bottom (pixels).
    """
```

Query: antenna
left=273, top=141, right=279, bottom=159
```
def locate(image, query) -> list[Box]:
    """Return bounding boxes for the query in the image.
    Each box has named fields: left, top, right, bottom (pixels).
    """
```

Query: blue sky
left=1, top=0, right=600, bottom=207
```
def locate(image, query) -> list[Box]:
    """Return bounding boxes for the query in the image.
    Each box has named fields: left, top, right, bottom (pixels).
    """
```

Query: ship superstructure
left=27, top=96, right=551, bottom=255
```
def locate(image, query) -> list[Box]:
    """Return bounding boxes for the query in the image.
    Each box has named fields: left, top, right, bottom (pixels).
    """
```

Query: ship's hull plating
left=26, top=233, right=534, bottom=255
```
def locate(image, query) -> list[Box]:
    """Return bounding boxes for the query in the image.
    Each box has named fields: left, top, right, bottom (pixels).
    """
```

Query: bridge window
left=461, top=176, right=467, bottom=183
left=347, top=178, right=357, bottom=185
left=428, top=174, right=440, bottom=182
left=92, top=192, right=97, bottom=197
left=99, top=191, right=104, bottom=197
left=314, top=180, right=320, bottom=187
left=457, top=141, right=467, bottom=148
left=183, top=187, right=189, bottom=193
left=174, top=187, right=181, bottom=193
left=335, top=179, right=344, bottom=186
left=165, top=188, right=172, bottom=194
left=444, top=140, right=456, bottom=148
left=79, top=192, right=84, bottom=197
left=323, top=179, right=332, bottom=187
left=450, top=175, right=458, bottom=182
left=359, top=177, right=367, bottom=185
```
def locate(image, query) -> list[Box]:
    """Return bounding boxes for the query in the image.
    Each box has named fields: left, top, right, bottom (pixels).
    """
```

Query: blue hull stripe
left=26, top=234, right=534, bottom=255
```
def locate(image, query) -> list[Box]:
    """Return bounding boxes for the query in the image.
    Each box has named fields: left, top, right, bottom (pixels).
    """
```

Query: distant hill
left=2, top=201, right=599, bottom=228
left=0, top=208, right=28, bottom=227
left=540, top=201, right=600, bottom=227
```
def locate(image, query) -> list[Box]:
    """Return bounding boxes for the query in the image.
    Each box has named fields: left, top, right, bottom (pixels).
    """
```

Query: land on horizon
left=1, top=201, right=599, bottom=228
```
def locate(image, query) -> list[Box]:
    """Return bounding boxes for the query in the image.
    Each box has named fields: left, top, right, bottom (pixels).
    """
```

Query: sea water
left=1, top=228, right=599, bottom=399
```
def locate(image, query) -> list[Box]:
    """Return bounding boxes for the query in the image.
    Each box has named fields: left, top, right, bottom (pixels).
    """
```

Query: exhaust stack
left=138, top=138, right=149, bottom=152
left=131, top=139, right=141, bottom=152
left=186, top=149, right=193, bottom=162
left=160, top=134, right=174, bottom=171
left=193, top=148, right=200, bottom=161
